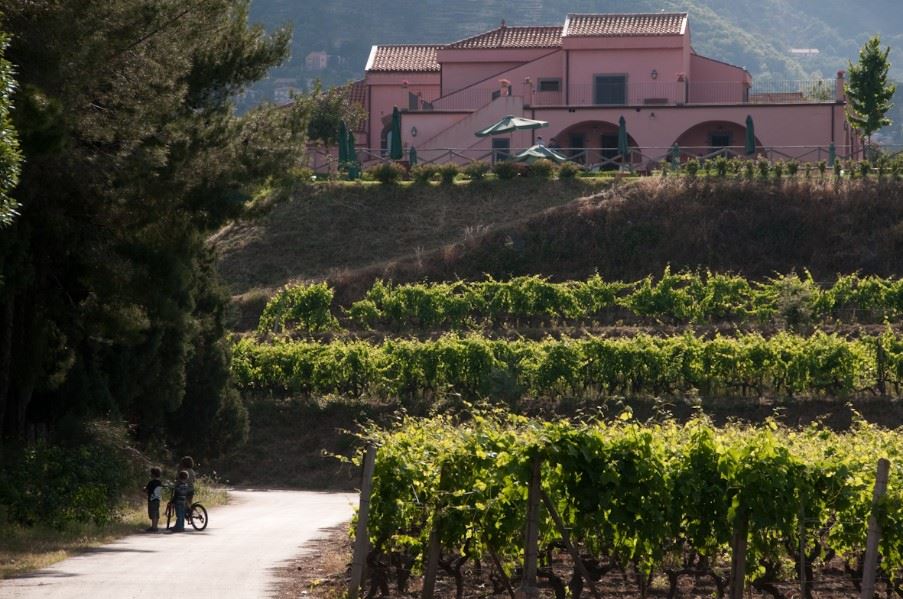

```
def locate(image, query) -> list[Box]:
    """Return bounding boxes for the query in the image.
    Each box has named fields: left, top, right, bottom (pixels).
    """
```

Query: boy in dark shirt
left=144, top=467, right=163, bottom=532
left=170, top=470, right=191, bottom=532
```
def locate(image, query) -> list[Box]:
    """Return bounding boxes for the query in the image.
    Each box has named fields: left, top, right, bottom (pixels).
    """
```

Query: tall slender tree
left=0, top=0, right=307, bottom=453
left=845, top=35, right=896, bottom=156
left=0, top=29, right=20, bottom=226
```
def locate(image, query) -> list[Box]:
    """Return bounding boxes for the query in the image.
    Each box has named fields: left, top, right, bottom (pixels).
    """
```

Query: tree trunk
left=0, top=295, right=12, bottom=441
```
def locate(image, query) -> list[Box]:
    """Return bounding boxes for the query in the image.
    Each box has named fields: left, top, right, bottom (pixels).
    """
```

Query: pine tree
left=0, top=30, right=20, bottom=226
left=845, top=35, right=896, bottom=155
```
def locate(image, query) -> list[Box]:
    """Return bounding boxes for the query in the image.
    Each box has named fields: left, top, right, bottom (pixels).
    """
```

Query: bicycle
left=164, top=499, right=208, bottom=531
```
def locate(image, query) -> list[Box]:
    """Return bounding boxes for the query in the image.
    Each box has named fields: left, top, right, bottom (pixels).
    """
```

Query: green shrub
left=744, top=160, right=755, bottom=179
left=803, top=163, right=812, bottom=179
left=438, top=163, right=459, bottom=185
left=833, top=160, right=842, bottom=178
left=757, top=156, right=771, bottom=180
left=558, top=161, right=581, bottom=179
left=714, top=156, right=729, bottom=178
left=463, top=162, right=490, bottom=180
left=772, top=160, right=784, bottom=179
left=817, top=160, right=827, bottom=177
left=787, top=160, right=799, bottom=177
left=0, top=425, right=137, bottom=528
left=492, top=161, right=522, bottom=180
left=368, top=162, right=405, bottom=185
left=858, top=160, right=871, bottom=179
left=257, top=282, right=339, bottom=334
left=410, top=164, right=438, bottom=184
left=526, top=158, right=556, bottom=179
left=684, top=158, right=700, bottom=178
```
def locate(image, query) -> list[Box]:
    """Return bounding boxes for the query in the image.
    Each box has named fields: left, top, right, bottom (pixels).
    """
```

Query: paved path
left=0, top=490, right=356, bottom=599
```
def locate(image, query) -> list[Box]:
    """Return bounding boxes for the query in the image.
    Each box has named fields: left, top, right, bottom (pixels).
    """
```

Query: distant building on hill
left=305, top=51, right=329, bottom=71
left=342, top=12, right=857, bottom=167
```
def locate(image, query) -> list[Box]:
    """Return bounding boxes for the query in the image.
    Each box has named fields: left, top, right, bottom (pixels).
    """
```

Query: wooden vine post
left=540, top=489, right=602, bottom=599
left=860, top=458, right=891, bottom=599
left=348, top=444, right=377, bottom=599
left=516, top=455, right=542, bottom=599
left=729, top=505, right=748, bottom=599
left=421, top=465, right=447, bottom=599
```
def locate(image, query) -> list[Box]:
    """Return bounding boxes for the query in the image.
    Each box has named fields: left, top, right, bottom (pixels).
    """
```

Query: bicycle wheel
left=165, top=501, right=173, bottom=530
left=189, top=503, right=208, bottom=531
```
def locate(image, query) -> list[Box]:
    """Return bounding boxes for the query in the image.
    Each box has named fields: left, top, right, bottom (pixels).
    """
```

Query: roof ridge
left=565, top=11, right=689, bottom=16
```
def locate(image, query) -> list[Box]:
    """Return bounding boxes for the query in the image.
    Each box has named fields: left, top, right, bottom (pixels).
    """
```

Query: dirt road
left=0, top=490, right=356, bottom=599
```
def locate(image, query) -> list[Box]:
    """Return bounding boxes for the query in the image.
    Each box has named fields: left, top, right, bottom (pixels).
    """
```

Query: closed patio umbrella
left=828, top=142, right=836, bottom=167
left=745, top=115, right=756, bottom=156
left=338, top=120, right=348, bottom=164
left=475, top=115, right=548, bottom=137
left=514, top=144, right=568, bottom=163
left=617, top=116, right=629, bottom=162
left=389, top=106, right=403, bottom=160
left=347, top=128, right=359, bottom=179
left=409, top=145, right=418, bottom=166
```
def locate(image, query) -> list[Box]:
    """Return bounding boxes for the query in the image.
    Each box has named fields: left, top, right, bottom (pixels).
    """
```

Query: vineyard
left=233, top=331, right=903, bottom=400
left=352, top=413, right=903, bottom=598
left=258, top=272, right=903, bottom=335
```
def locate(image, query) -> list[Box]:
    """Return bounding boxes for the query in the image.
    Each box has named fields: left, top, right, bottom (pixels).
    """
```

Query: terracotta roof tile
left=366, top=45, right=441, bottom=72
left=563, top=13, right=688, bottom=37
left=446, top=26, right=563, bottom=49
left=347, top=79, right=367, bottom=106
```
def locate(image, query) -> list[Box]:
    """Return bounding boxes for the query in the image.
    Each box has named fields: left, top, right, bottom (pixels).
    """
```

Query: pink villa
left=332, top=12, right=859, bottom=169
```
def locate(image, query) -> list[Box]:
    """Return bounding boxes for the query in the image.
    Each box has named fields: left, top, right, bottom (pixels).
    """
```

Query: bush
left=0, top=424, right=138, bottom=528
left=558, top=161, right=581, bottom=179
left=438, top=163, right=459, bottom=185
left=492, top=161, right=522, bottom=180
left=410, top=164, right=438, bottom=184
left=257, top=282, right=338, bottom=333
left=684, top=158, right=700, bottom=178
left=463, top=162, right=490, bottom=181
left=368, top=162, right=405, bottom=185
left=744, top=160, right=755, bottom=180
left=757, top=156, right=770, bottom=180
left=714, top=156, right=729, bottom=178
left=817, top=160, right=827, bottom=177
left=858, top=160, right=872, bottom=179
left=526, top=158, right=556, bottom=179
left=772, top=160, right=784, bottom=179
left=787, top=160, right=799, bottom=177
left=833, top=160, right=842, bottom=178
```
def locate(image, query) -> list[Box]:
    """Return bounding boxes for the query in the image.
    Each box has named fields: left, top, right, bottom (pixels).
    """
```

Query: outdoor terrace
left=409, top=79, right=838, bottom=111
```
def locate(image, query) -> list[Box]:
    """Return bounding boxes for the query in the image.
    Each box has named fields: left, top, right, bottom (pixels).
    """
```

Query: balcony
left=404, top=79, right=838, bottom=114
left=530, top=79, right=837, bottom=107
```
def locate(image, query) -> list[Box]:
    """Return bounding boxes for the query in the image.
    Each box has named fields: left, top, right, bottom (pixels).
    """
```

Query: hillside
left=251, top=0, right=903, bottom=84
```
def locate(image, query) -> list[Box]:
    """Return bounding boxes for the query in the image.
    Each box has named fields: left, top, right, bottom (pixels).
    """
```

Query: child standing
left=170, top=470, right=191, bottom=532
left=144, top=467, right=163, bottom=532
left=179, top=456, right=196, bottom=505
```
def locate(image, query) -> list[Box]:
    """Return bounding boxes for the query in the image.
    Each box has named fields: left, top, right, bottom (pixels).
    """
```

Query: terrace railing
left=307, top=144, right=893, bottom=174
left=405, top=80, right=837, bottom=113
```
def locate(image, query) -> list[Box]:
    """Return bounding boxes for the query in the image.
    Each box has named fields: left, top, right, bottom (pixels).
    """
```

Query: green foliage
left=410, top=164, right=438, bottom=184
left=0, top=424, right=138, bottom=528
left=846, top=35, right=897, bottom=143
left=437, top=163, right=459, bottom=185
left=0, top=31, right=20, bottom=226
left=258, top=282, right=338, bottom=334
left=273, top=271, right=903, bottom=334
left=557, top=161, right=581, bottom=179
left=787, top=160, right=799, bottom=177
left=359, top=412, right=903, bottom=593
left=462, top=161, right=489, bottom=181
left=0, top=0, right=296, bottom=453
left=757, top=156, right=771, bottom=179
left=685, top=158, right=700, bottom=178
left=525, top=158, right=556, bottom=179
left=367, top=162, right=405, bottom=184
left=302, top=80, right=365, bottom=148
left=233, top=330, right=900, bottom=399
left=714, top=156, right=729, bottom=178
left=492, top=161, right=522, bottom=180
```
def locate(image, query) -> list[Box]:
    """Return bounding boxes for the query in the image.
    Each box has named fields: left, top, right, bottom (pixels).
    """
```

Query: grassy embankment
left=213, top=177, right=903, bottom=489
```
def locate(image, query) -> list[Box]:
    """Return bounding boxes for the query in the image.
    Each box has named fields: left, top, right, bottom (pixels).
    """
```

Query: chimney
left=500, top=19, right=506, bottom=28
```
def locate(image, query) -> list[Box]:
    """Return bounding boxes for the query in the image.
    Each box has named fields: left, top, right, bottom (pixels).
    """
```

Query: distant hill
left=248, top=0, right=902, bottom=142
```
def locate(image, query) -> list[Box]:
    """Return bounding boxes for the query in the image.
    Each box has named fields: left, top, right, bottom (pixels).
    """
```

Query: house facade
left=352, top=13, right=856, bottom=167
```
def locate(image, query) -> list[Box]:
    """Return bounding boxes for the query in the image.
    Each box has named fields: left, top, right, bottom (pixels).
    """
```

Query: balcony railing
left=404, top=79, right=838, bottom=113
